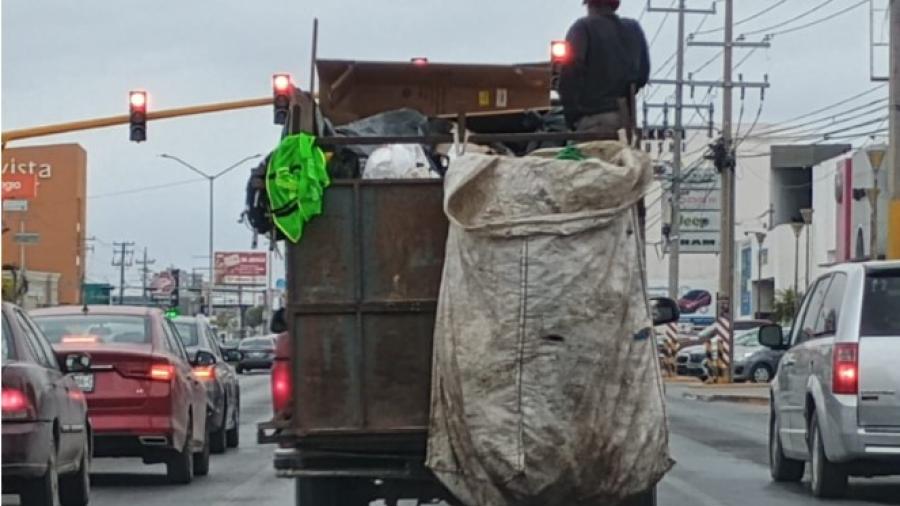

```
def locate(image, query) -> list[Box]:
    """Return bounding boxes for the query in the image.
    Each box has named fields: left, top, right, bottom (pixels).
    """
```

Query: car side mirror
left=270, top=307, right=287, bottom=334
left=650, top=297, right=680, bottom=326
left=63, top=353, right=92, bottom=374
left=192, top=350, right=217, bottom=367
left=758, top=324, right=786, bottom=349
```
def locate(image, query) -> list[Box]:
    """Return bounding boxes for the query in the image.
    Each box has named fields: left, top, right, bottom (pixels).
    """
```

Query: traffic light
left=129, top=90, right=148, bottom=142
left=550, top=40, right=570, bottom=92
left=550, top=40, right=570, bottom=64
left=272, top=73, right=293, bottom=125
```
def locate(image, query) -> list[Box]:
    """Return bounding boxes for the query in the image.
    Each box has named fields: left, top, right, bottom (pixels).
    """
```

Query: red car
left=677, top=289, right=713, bottom=315
left=31, top=306, right=212, bottom=484
left=2, top=302, right=92, bottom=506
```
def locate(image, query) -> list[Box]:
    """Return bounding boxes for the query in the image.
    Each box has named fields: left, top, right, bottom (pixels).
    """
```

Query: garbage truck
left=256, top=57, right=679, bottom=506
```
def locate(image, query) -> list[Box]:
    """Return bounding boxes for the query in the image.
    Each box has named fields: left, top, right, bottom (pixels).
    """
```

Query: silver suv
left=760, top=261, right=900, bottom=498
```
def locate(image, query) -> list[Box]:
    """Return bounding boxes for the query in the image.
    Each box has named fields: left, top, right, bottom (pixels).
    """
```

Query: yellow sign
left=866, top=148, right=886, bottom=172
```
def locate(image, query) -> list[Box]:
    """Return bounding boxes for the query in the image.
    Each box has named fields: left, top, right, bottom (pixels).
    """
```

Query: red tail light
left=61, top=334, right=99, bottom=344
left=832, top=343, right=859, bottom=395
left=271, top=360, right=292, bottom=416
left=2, top=388, right=33, bottom=420
left=149, top=363, right=175, bottom=382
left=193, top=366, right=216, bottom=381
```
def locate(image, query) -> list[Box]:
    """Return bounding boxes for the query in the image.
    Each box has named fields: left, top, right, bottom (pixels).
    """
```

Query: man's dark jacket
left=559, top=13, right=651, bottom=128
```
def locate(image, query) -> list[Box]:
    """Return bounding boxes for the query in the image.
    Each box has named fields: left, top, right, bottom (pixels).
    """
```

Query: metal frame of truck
left=259, top=65, right=657, bottom=505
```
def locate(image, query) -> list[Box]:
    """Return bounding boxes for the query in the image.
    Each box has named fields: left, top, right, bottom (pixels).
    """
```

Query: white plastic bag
left=362, top=144, right=438, bottom=179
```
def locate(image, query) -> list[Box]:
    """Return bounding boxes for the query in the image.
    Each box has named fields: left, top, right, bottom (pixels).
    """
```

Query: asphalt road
left=4, top=378, right=899, bottom=505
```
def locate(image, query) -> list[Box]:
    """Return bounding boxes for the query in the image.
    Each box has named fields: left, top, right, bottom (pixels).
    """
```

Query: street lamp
left=159, top=153, right=263, bottom=316
left=745, top=231, right=767, bottom=318
left=800, top=208, right=813, bottom=287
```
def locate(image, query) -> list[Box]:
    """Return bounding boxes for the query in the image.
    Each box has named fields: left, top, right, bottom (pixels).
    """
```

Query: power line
left=766, top=0, right=870, bottom=37
left=694, top=0, right=789, bottom=35
left=750, top=100, right=889, bottom=139
left=740, top=0, right=838, bottom=36
left=751, top=85, right=888, bottom=133
left=648, top=0, right=679, bottom=49
left=88, top=178, right=203, bottom=199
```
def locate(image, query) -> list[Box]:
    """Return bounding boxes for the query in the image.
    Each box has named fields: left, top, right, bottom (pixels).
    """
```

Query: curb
left=682, top=391, right=770, bottom=407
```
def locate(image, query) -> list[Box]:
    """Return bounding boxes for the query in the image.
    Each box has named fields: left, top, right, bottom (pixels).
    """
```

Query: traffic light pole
left=1, top=97, right=273, bottom=145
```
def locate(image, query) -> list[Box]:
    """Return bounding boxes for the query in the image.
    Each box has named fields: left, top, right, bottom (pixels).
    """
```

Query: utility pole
left=111, top=242, right=135, bottom=305
left=81, top=237, right=96, bottom=305
left=718, top=0, right=736, bottom=383
left=135, top=247, right=156, bottom=301
left=889, top=0, right=900, bottom=259
left=669, top=0, right=687, bottom=300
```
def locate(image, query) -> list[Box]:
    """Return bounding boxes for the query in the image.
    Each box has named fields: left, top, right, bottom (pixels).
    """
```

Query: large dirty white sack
left=362, top=144, right=439, bottom=179
left=427, top=142, right=672, bottom=506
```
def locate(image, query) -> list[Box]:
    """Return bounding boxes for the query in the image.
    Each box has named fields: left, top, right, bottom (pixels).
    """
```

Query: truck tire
left=295, top=478, right=369, bottom=506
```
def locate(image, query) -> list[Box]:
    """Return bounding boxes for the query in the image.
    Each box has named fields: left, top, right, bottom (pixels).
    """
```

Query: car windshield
left=33, top=314, right=151, bottom=346
left=860, top=270, right=900, bottom=336
left=239, top=338, right=273, bottom=350
left=173, top=320, right=200, bottom=347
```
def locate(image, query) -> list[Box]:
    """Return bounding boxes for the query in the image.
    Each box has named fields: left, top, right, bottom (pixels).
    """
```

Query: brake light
left=193, top=366, right=216, bottom=381
left=832, top=343, right=859, bottom=395
left=149, top=364, right=175, bottom=382
left=271, top=360, right=292, bottom=415
left=61, top=334, right=99, bottom=344
left=2, top=388, right=32, bottom=419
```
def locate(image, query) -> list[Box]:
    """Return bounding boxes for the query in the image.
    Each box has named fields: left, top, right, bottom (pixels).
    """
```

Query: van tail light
left=271, top=359, right=292, bottom=416
left=193, top=366, right=216, bottom=381
left=2, top=388, right=34, bottom=420
left=832, top=343, right=859, bottom=395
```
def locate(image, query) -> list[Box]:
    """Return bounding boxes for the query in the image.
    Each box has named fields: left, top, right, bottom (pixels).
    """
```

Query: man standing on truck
left=559, top=0, right=651, bottom=132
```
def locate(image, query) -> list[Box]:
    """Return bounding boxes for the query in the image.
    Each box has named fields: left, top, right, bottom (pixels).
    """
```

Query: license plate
left=72, top=373, right=94, bottom=393
left=250, top=352, right=265, bottom=358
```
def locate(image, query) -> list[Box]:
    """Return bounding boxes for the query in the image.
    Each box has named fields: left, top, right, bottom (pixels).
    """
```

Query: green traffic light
left=165, top=308, right=180, bottom=319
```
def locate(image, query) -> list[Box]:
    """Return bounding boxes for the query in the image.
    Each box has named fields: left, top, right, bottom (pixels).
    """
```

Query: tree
left=244, top=305, right=265, bottom=329
left=773, top=288, right=803, bottom=325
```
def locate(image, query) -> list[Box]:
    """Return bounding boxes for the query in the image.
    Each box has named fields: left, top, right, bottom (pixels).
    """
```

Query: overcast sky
left=1, top=0, right=890, bottom=287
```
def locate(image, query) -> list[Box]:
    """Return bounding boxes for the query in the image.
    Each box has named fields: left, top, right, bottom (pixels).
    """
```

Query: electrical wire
left=648, top=0, right=678, bottom=49
left=88, top=178, right=203, bottom=199
left=750, top=85, right=887, bottom=135
left=767, top=0, right=870, bottom=37
left=740, top=0, right=839, bottom=36
left=751, top=97, right=889, bottom=138
left=694, top=0, right=789, bottom=35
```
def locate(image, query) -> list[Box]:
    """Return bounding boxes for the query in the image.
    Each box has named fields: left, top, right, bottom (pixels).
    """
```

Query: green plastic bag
left=266, top=133, right=330, bottom=243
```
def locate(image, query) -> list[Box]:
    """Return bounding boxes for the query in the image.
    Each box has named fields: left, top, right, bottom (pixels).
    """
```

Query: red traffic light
left=273, top=74, right=292, bottom=93
left=550, top=40, right=570, bottom=63
left=129, top=91, right=147, bottom=109
left=411, top=57, right=429, bottom=66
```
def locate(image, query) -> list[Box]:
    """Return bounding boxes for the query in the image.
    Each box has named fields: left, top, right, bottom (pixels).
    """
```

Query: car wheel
left=621, top=486, right=657, bottom=506
left=751, top=364, right=774, bottom=383
left=59, top=433, right=90, bottom=506
left=166, top=424, right=194, bottom=485
left=22, top=450, right=59, bottom=506
left=226, top=399, right=240, bottom=449
left=193, top=428, right=210, bottom=477
left=809, top=411, right=848, bottom=498
left=210, top=407, right=228, bottom=454
left=769, top=410, right=804, bottom=482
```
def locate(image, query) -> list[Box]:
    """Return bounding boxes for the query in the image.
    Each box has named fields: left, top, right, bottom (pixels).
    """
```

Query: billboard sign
left=2, top=174, right=38, bottom=200
left=214, top=252, right=267, bottom=286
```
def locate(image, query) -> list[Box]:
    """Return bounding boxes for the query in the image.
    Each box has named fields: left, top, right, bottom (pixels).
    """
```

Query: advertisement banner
left=1, top=174, right=38, bottom=200
left=214, top=252, right=267, bottom=286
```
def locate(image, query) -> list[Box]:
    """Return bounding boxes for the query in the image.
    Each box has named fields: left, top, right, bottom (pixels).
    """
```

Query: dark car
left=173, top=316, right=241, bottom=453
left=236, top=336, right=276, bottom=374
left=31, top=305, right=211, bottom=484
left=677, top=289, right=712, bottom=315
left=2, top=302, right=92, bottom=506
left=220, top=339, right=242, bottom=364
